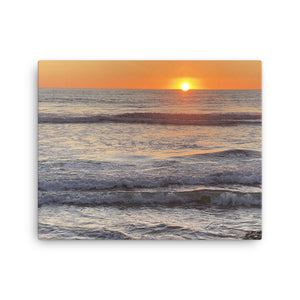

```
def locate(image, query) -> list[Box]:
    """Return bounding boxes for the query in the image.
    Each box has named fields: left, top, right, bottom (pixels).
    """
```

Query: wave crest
left=38, top=169, right=261, bottom=192
left=38, top=189, right=261, bottom=208
left=39, top=112, right=261, bottom=126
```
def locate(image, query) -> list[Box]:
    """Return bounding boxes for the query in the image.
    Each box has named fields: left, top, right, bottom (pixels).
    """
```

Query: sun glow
left=181, top=83, right=190, bottom=91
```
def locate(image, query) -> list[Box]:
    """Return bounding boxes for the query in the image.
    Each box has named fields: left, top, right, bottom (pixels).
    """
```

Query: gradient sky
left=38, top=60, right=261, bottom=89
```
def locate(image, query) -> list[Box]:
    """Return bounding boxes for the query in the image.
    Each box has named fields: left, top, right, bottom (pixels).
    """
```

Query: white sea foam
left=38, top=188, right=261, bottom=208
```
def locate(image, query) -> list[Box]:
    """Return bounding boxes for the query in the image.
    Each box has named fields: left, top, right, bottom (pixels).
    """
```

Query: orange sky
left=38, top=60, right=261, bottom=89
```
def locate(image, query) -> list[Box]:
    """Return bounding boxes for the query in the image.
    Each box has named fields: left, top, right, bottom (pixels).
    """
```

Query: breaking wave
left=38, top=169, right=261, bottom=192
left=38, top=189, right=261, bottom=208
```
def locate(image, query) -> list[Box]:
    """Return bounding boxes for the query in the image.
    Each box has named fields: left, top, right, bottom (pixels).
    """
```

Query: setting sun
left=181, top=83, right=190, bottom=91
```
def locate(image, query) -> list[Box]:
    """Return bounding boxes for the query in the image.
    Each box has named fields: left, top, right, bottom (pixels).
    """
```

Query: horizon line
left=38, top=87, right=262, bottom=90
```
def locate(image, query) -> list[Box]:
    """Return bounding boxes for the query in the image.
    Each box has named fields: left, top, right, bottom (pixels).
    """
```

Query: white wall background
left=1, top=0, right=300, bottom=299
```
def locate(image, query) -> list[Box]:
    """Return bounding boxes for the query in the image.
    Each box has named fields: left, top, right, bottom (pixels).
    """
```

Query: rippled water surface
left=38, top=88, right=261, bottom=239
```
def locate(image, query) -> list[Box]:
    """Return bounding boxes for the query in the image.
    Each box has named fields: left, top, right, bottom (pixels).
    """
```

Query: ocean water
left=38, top=88, right=261, bottom=240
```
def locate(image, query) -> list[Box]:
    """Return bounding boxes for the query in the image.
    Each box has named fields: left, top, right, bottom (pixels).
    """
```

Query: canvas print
left=38, top=60, right=262, bottom=240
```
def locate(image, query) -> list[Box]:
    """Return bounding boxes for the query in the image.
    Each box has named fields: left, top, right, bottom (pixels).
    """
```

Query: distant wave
left=39, top=112, right=261, bottom=126
left=38, top=189, right=261, bottom=208
left=173, top=149, right=261, bottom=159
